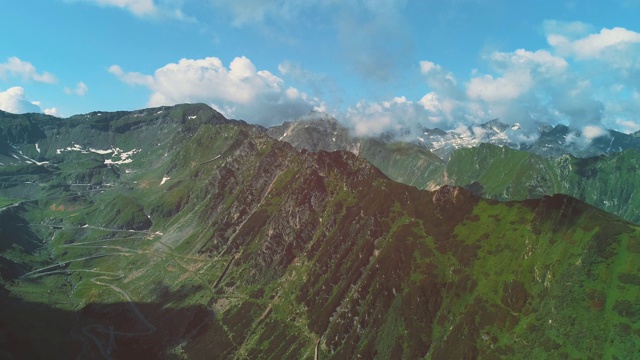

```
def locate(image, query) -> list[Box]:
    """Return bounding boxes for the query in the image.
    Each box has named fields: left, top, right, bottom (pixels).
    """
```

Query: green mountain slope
left=267, top=115, right=640, bottom=224
left=1, top=104, right=639, bottom=359
left=420, top=144, right=640, bottom=224
left=442, top=143, right=562, bottom=199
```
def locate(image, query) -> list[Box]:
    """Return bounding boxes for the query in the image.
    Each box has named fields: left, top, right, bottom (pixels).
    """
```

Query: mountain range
left=268, top=113, right=640, bottom=224
left=1, top=104, right=639, bottom=359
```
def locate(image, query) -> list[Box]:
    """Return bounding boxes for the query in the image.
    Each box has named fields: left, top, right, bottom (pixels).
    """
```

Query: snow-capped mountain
left=268, top=111, right=640, bottom=161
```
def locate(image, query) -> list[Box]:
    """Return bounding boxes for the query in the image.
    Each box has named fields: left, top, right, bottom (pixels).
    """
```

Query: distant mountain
left=438, top=144, right=640, bottom=223
left=267, top=112, right=446, bottom=190
left=521, top=124, right=640, bottom=158
left=267, top=113, right=640, bottom=224
left=1, top=104, right=639, bottom=359
left=270, top=112, right=640, bottom=161
left=419, top=119, right=516, bottom=161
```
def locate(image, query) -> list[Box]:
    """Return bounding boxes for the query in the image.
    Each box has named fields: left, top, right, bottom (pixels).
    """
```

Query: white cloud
left=67, top=0, right=188, bottom=19
left=550, top=27, right=640, bottom=59
left=65, top=82, right=89, bottom=96
left=418, top=91, right=469, bottom=126
left=416, top=40, right=620, bottom=137
left=545, top=23, right=640, bottom=71
left=582, top=125, right=608, bottom=139
left=109, top=56, right=321, bottom=125
left=615, top=119, right=640, bottom=133
left=0, top=87, right=43, bottom=114
left=467, top=70, right=533, bottom=103
left=542, top=20, right=593, bottom=39
left=345, top=96, right=436, bottom=137
left=466, top=49, right=569, bottom=105
left=44, top=108, right=61, bottom=117
left=0, top=57, right=56, bottom=84
left=419, top=60, right=461, bottom=99
left=96, top=0, right=156, bottom=16
left=108, top=65, right=154, bottom=86
left=489, top=49, right=568, bottom=76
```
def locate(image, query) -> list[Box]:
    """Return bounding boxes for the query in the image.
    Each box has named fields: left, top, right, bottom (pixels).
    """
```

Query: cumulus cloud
left=545, top=22, right=640, bottom=83
left=65, top=82, right=89, bottom=96
left=44, top=108, right=61, bottom=117
left=420, top=61, right=462, bottom=99
left=0, top=87, right=44, bottom=114
left=582, top=125, right=608, bottom=139
left=362, top=22, right=639, bottom=139
left=467, top=71, right=533, bottom=103
left=466, top=49, right=569, bottom=107
left=565, top=124, right=609, bottom=148
left=413, top=31, right=634, bottom=138
left=109, top=56, right=321, bottom=125
left=344, top=96, right=434, bottom=137
left=108, top=65, right=154, bottom=86
left=0, top=57, right=56, bottom=84
left=548, top=26, right=640, bottom=62
left=615, top=119, right=640, bottom=133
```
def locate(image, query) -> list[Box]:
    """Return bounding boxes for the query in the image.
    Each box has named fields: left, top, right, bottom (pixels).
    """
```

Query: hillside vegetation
left=1, top=104, right=639, bottom=359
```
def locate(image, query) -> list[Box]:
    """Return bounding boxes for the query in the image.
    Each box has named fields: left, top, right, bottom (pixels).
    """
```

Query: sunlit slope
left=0, top=104, right=639, bottom=359
left=431, top=144, right=640, bottom=224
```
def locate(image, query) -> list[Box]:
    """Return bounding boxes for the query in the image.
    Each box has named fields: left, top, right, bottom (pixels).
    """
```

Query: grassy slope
left=359, top=139, right=445, bottom=190
left=0, top=106, right=639, bottom=359
left=408, top=143, right=640, bottom=224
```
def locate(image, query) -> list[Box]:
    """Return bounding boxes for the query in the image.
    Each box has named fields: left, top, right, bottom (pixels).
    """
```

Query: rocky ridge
left=0, top=104, right=639, bottom=359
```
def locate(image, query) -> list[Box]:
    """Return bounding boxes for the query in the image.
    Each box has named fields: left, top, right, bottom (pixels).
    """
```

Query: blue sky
left=2, top=0, right=640, bottom=138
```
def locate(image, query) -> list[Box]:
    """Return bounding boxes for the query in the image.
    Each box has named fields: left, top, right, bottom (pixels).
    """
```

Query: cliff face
left=1, top=104, right=639, bottom=359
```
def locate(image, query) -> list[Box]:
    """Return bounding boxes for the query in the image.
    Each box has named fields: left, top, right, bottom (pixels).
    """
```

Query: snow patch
left=188, top=115, right=197, bottom=119
left=35, top=143, right=40, bottom=153
left=160, top=176, right=170, bottom=185
left=56, top=144, right=141, bottom=166
left=104, top=158, right=133, bottom=165
left=89, top=148, right=114, bottom=155
left=30, top=159, right=49, bottom=166
left=418, top=137, right=425, bottom=142
left=104, top=148, right=140, bottom=165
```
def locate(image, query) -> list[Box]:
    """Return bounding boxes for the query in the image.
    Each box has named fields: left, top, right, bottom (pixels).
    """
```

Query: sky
left=2, top=0, right=640, bottom=140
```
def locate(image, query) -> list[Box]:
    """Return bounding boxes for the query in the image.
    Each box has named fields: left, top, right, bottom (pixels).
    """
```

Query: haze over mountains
left=1, top=104, right=639, bottom=359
